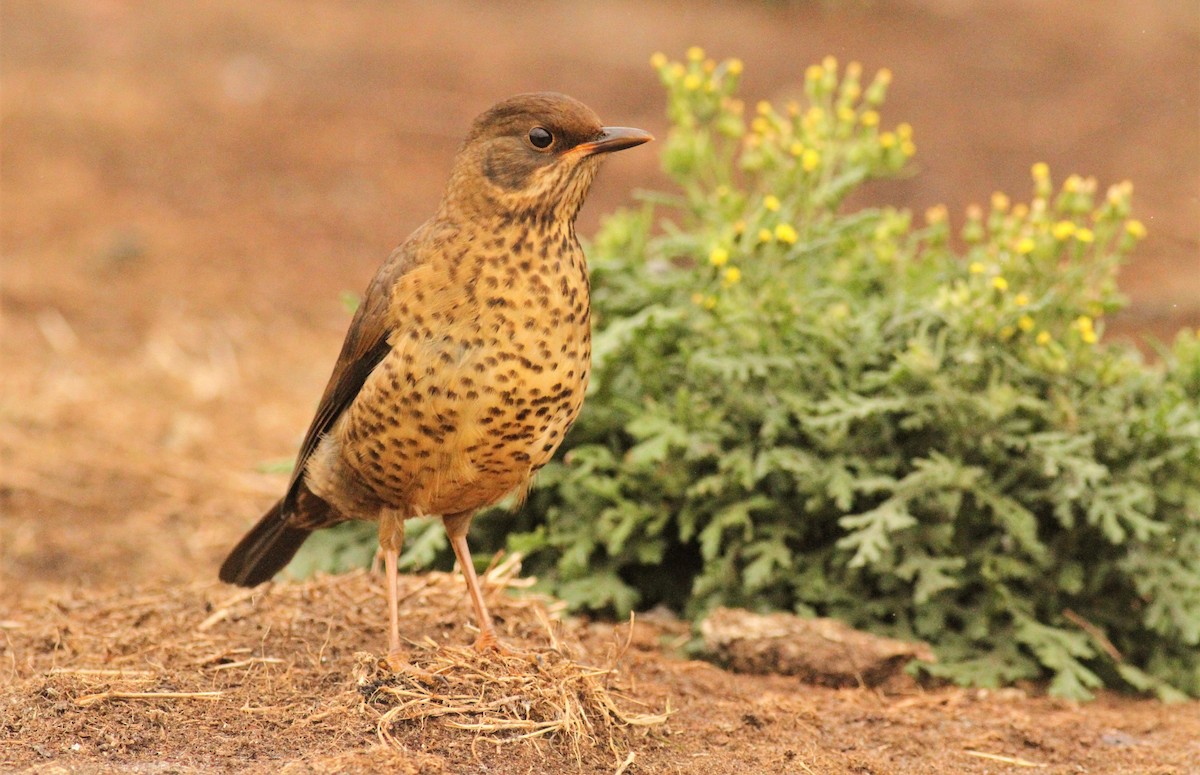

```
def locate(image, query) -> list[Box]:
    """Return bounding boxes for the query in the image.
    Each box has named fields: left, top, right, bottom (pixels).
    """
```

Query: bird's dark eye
left=528, top=126, right=553, bottom=149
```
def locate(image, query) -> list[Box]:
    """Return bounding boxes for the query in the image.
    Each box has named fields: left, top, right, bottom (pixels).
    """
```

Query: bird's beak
left=571, top=126, right=654, bottom=157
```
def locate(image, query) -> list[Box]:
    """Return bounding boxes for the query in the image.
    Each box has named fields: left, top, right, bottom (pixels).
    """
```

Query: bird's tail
left=219, top=496, right=322, bottom=587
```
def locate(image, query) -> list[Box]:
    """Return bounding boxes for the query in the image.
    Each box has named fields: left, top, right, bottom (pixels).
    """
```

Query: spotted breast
left=322, top=213, right=591, bottom=519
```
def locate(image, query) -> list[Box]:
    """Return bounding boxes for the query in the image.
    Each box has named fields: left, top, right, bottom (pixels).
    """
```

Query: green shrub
left=293, top=49, right=1200, bottom=700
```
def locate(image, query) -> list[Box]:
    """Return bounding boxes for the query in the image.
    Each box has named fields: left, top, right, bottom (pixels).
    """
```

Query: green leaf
left=837, top=499, right=917, bottom=568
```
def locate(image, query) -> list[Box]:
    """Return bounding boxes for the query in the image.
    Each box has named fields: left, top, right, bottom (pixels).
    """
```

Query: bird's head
left=443, top=92, right=652, bottom=222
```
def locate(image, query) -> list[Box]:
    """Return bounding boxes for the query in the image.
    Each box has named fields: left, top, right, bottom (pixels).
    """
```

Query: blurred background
left=2, top=0, right=1197, bottom=600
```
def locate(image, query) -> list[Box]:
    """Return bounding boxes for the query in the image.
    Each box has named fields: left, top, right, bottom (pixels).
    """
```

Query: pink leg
left=384, top=547, right=400, bottom=653
left=378, top=510, right=404, bottom=655
left=443, top=512, right=501, bottom=651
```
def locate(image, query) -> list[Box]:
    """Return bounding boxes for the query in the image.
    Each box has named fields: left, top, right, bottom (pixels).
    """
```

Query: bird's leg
left=377, top=510, right=405, bottom=658
left=443, top=511, right=502, bottom=652
left=376, top=512, right=443, bottom=682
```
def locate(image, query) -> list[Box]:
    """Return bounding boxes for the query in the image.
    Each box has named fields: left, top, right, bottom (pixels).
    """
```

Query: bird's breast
left=339, top=235, right=591, bottom=517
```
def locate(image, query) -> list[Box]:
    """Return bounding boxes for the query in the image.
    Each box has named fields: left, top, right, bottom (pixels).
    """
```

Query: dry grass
left=359, top=556, right=670, bottom=764
left=362, top=635, right=669, bottom=764
left=1, top=556, right=669, bottom=773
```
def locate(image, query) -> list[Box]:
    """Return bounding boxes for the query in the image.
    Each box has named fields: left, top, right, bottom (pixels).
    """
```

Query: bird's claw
left=383, top=651, right=446, bottom=687
left=472, top=633, right=533, bottom=659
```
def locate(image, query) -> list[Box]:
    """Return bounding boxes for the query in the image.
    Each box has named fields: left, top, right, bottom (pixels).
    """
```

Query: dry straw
left=359, top=555, right=670, bottom=765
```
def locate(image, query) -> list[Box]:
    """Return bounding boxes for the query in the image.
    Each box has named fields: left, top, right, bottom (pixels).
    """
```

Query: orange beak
left=571, top=126, right=654, bottom=157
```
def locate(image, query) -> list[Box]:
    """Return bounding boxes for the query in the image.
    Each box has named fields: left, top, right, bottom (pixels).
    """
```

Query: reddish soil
left=3, top=1, right=1198, bottom=773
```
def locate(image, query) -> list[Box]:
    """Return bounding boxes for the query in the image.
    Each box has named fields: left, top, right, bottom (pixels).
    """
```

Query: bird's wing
left=280, top=241, right=416, bottom=515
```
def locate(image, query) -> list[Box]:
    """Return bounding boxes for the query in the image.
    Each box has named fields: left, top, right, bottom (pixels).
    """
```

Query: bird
left=219, top=92, right=652, bottom=657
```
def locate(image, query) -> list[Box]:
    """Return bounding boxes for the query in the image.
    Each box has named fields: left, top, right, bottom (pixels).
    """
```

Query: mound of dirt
left=1, top=561, right=669, bottom=773
left=4, top=562, right=1198, bottom=774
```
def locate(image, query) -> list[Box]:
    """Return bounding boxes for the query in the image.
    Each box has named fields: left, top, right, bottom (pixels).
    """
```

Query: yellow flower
left=806, top=64, right=824, bottom=82
left=687, top=46, right=705, bottom=61
left=1014, top=293, right=1031, bottom=307
left=756, top=100, right=772, bottom=116
left=1031, top=161, right=1050, bottom=180
left=1106, top=180, right=1132, bottom=206
left=669, top=62, right=685, bottom=79
left=1012, top=203, right=1029, bottom=219
left=925, top=205, right=948, bottom=225
left=727, top=58, right=744, bottom=76
left=900, top=140, right=916, bottom=157
left=968, top=262, right=986, bottom=274
left=1018, top=315, right=1035, bottom=332
left=879, top=132, right=896, bottom=149
left=1074, top=315, right=1098, bottom=343
left=1036, top=331, right=1052, bottom=346
left=775, top=223, right=799, bottom=245
left=846, top=61, right=863, bottom=79
left=650, top=52, right=668, bottom=69
left=992, top=276, right=1009, bottom=292
left=785, top=100, right=800, bottom=117
left=751, top=116, right=771, bottom=134
left=763, top=194, right=781, bottom=212
left=999, top=325, right=1016, bottom=341
left=1075, top=228, right=1094, bottom=243
left=822, top=55, right=838, bottom=72
left=804, top=106, right=824, bottom=126
left=683, top=73, right=702, bottom=91
left=1125, top=219, right=1147, bottom=239
left=704, top=59, right=716, bottom=73
left=703, top=295, right=717, bottom=310
left=876, top=68, right=893, bottom=85
left=860, top=110, right=880, bottom=127
left=789, top=141, right=805, bottom=157
left=1015, top=237, right=1036, bottom=255
left=757, top=228, right=773, bottom=244
left=1052, top=220, right=1077, bottom=240
left=733, top=220, right=746, bottom=235
left=896, top=123, right=913, bottom=140
left=722, top=266, right=742, bottom=286
left=708, top=246, right=730, bottom=267
left=801, top=148, right=821, bottom=172
left=837, top=106, right=856, bottom=124
left=1063, top=174, right=1083, bottom=193
left=990, top=192, right=1010, bottom=212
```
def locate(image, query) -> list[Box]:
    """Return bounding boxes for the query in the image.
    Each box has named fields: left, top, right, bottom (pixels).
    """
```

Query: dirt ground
left=2, top=1, right=1199, bottom=773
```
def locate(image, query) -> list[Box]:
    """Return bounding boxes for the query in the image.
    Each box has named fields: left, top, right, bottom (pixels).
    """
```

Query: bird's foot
left=383, top=650, right=444, bottom=685
left=471, top=631, right=532, bottom=659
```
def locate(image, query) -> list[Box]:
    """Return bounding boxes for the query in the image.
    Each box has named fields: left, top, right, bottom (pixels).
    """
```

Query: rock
left=700, top=607, right=935, bottom=687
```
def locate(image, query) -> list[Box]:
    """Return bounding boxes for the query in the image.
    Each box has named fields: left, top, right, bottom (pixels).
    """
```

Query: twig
left=75, top=690, right=224, bottom=708
left=48, top=668, right=156, bottom=679
left=963, top=749, right=1046, bottom=767
left=207, top=657, right=285, bottom=671
left=614, top=751, right=636, bottom=775
left=197, top=587, right=263, bottom=631
left=1063, top=608, right=1123, bottom=662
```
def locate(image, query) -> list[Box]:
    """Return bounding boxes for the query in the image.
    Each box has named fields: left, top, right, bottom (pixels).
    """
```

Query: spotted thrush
left=219, top=93, right=652, bottom=654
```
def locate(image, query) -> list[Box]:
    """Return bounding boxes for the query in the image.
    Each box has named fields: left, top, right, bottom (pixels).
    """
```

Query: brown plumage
left=219, top=92, right=651, bottom=654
